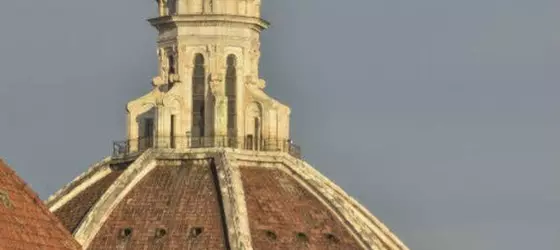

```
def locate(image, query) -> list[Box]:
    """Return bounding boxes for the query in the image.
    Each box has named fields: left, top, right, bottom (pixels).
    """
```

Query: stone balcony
left=113, top=136, right=302, bottom=159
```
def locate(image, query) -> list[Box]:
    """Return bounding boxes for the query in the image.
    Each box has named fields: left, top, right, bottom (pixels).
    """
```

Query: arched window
left=226, top=55, right=237, bottom=138
left=192, top=54, right=205, bottom=137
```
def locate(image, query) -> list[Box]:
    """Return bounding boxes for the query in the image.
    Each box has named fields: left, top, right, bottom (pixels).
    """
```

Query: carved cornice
left=148, top=14, right=270, bottom=32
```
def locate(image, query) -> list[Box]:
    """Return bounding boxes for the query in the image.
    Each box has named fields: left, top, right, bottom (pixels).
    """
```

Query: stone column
left=210, top=74, right=228, bottom=147
left=155, top=99, right=170, bottom=149
left=158, top=0, right=169, bottom=17
left=238, top=0, right=247, bottom=15
left=183, top=58, right=194, bottom=139
left=203, top=0, right=213, bottom=13
left=127, top=111, right=139, bottom=152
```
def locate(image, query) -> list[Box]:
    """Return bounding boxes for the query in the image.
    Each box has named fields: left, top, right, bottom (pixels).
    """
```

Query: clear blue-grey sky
left=1, top=1, right=559, bottom=249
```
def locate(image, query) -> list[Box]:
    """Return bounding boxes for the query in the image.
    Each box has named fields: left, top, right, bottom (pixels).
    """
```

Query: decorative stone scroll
left=245, top=76, right=265, bottom=89
left=152, top=48, right=168, bottom=86
left=169, top=46, right=179, bottom=84
left=153, top=47, right=181, bottom=87
left=245, top=75, right=257, bottom=87
left=210, top=74, right=225, bottom=96
left=256, top=79, right=266, bottom=89
left=248, top=38, right=261, bottom=75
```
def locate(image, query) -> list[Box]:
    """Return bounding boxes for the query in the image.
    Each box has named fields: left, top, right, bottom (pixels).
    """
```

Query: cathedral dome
left=46, top=149, right=407, bottom=250
left=45, top=0, right=409, bottom=249
left=0, top=159, right=81, bottom=250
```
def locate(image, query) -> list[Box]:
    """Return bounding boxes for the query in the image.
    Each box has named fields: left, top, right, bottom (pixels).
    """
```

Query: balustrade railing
left=112, top=136, right=301, bottom=159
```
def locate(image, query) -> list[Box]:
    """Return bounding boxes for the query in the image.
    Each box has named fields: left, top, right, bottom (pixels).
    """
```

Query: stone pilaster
left=210, top=73, right=228, bottom=146
left=155, top=99, right=170, bottom=148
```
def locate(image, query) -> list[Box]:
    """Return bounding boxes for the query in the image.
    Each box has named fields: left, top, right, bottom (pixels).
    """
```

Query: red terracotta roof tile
left=0, top=158, right=81, bottom=250
left=240, top=167, right=363, bottom=250
left=88, top=161, right=227, bottom=250
left=54, top=170, right=123, bottom=232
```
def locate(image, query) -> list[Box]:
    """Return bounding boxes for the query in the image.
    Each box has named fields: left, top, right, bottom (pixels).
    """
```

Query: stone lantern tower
left=45, top=1, right=409, bottom=250
left=125, top=0, right=289, bottom=153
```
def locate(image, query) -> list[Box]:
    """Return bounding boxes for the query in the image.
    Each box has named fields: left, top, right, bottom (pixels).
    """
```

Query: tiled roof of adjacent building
left=0, top=159, right=81, bottom=250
